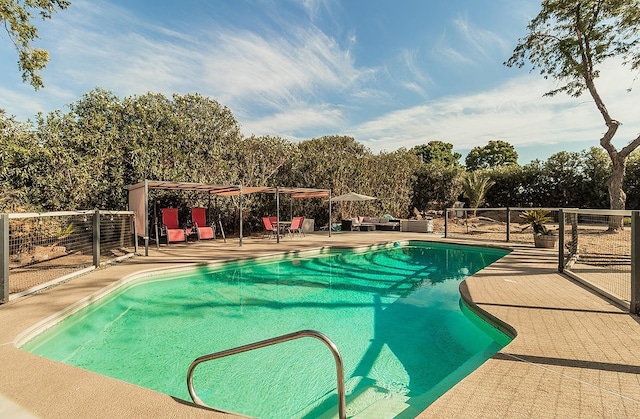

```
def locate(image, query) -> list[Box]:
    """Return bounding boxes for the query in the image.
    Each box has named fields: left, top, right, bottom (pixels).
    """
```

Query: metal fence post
left=444, top=208, right=448, bottom=238
left=558, top=209, right=565, bottom=273
left=132, top=214, right=138, bottom=255
left=93, top=209, right=100, bottom=268
left=631, top=211, right=640, bottom=315
left=0, top=214, right=9, bottom=303
left=506, top=207, right=510, bottom=242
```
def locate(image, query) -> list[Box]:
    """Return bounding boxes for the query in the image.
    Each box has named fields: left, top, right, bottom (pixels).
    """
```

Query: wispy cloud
left=241, top=105, right=344, bottom=139
left=200, top=26, right=360, bottom=112
left=452, top=15, right=509, bottom=60
left=347, top=63, right=640, bottom=155
left=432, top=30, right=476, bottom=66
left=39, top=0, right=367, bottom=120
left=397, top=49, right=432, bottom=97
left=433, top=14, right=510, bottom=68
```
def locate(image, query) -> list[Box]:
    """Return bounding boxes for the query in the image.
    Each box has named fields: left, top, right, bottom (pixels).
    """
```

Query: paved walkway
left=1, top=232, right=639, bottom=418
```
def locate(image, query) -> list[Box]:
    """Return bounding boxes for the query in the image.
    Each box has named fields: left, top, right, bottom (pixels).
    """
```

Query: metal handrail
left=186, top=329, right=346, bottom=419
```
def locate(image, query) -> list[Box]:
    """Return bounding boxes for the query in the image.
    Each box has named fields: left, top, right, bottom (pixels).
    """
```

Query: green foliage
left=0, top=110, right=44, bottom=211
left=505, top=0, right=640, bottom=98
left=624, top=150, right=640, bottom=209
left=461, top=172, right=495, bottom=214
left=483, top=164, right=525, bottom=207
left=2, top=82, right=637, bottom=226
left=411, top=162, right=464, bottom=211
left=1, top=0, right=70, bottom=89
left=291, top=136, right=372, bottom=223
left=22, top=88, right=243, bottom=211
left=519, top=209, right=553, bottom=236
left=544, top=151, right=584, bottom=207
left=363, top=149, right=421, bottom=219
left=483, top=148, right=612, bottom=208
left=577, top=147, right=611, bottom=208
left=410, top=141, right=461, bottom=166
left=465, top=140, right=518, bottom=171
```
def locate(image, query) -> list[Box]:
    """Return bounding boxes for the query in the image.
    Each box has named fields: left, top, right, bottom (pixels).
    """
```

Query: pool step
left=351, top=397, right=414, bottom=419
left=304, top=377, right=415, bottom=419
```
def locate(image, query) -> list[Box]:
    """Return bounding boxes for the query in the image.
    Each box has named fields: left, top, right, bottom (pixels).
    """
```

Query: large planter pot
left=534, top=234, right=557, bottom=248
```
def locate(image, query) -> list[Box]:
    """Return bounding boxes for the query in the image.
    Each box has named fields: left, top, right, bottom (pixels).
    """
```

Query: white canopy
left=330, top=192, right=376, bottom=202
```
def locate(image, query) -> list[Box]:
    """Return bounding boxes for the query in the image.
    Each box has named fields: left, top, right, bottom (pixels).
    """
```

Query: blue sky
left=1, top=0, right=639, bottom=164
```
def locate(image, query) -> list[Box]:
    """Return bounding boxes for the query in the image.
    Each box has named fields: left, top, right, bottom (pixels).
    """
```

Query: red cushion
left=198, top=227, right=215, bottom=240
left=167, top=229, right=186, bottom=242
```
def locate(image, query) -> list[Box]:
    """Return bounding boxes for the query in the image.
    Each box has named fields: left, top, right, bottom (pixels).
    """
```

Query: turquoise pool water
left=23, top=241, right=510, bottom=418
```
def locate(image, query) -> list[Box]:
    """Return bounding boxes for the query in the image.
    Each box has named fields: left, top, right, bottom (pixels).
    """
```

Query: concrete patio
left=1, top=231, right=639, bottom=418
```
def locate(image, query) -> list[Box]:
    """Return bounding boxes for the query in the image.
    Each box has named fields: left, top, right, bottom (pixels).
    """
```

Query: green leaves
left=461, top=172, right=495, bottom=214
left=465, top=140, right=518, bottom=171
left=519, top=209, right=553, bottom=235
left=1, top=0, right=70, bottom=89
left=505, top=0, right=640, bottom=97
left=410, top=141, right=462, bottom=166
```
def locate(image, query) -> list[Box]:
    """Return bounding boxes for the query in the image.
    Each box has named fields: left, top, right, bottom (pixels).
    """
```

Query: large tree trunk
left=607, top=154, right=627, bottom=231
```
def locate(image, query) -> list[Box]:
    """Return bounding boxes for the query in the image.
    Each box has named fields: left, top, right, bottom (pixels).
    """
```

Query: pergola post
left=328, top=191, right=332, bottom=237
left=631, top=211, right=640, bottom=314
left=0, top=214, right=9, bottom=303
left=276, top=186, right=281, bottom=243
left=238, top=186, right=243, bottom=247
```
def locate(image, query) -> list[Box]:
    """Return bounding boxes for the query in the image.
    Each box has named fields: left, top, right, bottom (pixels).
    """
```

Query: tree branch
left=620, top=133, right=640, bottom=158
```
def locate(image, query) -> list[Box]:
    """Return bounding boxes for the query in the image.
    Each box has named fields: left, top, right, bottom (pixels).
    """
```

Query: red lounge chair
left=161, top=208, right=187, bottom=244
left=287, top=216, right=305, bottom=238
left=191, top=207, right=215, bottom=240
left=262, top=217, right=276, bottom=239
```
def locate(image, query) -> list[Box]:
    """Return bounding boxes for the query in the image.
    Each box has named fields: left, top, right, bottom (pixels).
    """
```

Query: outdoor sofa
left=342, top=216, right=401, bottom=231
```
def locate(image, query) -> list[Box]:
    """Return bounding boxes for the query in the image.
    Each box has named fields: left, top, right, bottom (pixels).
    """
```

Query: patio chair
left=287, top=216, right=305, bottom=238
left=262, top=217, right=276, bottom=239
left=191, top=207, right=215, bottom=240
left=160, top=208, right=187, bottom=245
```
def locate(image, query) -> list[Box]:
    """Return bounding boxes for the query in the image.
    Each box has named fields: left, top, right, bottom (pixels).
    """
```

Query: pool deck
left=1, top=232, right=639, bottom=418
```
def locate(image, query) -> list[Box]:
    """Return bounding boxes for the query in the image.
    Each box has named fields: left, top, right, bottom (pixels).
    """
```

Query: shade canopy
left=127, top=180, right=333, bottom=252
left=330, top=192, right=376, bottom=202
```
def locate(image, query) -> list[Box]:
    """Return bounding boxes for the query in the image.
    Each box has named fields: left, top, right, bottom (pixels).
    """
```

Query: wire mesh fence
left=444, top=207, right=562, bottom=246
left=99, top=211, right=137, bottom=260
left=561, top=209, right=632, bottom=304
left=444, top=207, right=638, bottom=311
left=3, top=210, right=136, bottom=299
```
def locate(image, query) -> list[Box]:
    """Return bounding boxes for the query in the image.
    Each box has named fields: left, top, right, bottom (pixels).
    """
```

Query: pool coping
left=1, top=232, right=639, bottom=418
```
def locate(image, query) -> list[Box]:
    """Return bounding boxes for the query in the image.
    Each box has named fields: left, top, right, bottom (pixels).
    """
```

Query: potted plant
left=519, top=209, right=558, bottom=248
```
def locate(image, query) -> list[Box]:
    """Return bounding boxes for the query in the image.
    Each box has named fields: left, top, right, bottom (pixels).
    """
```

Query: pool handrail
left=186, top=329, right=346, bottom=419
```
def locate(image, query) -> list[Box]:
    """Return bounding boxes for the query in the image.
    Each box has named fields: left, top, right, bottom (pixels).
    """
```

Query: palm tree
left=461, top=172, right=495, bottom=216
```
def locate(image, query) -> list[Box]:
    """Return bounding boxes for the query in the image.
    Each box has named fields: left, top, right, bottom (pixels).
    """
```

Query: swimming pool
left=22, top=241, right=511, bottom=418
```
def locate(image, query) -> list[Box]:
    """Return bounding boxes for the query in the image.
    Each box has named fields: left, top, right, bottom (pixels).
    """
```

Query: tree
left=293, top=136, right=372, bottom=223
left=465, top=140, right=518, bottom=171
left=1, top=0, right=70, bottom=89
left=0, top=110, right=44, bottom=211
left=484, top=164, right=524, bottom=207
left=411, top=162, right=464, bottom=211
left=410, top=141, right=461, bottom=166
left=461, top=171, right=495, bottom=216
left=364, top=149, right=421, bottom=218
left=624, top=150, right=640, bottom=209
left=544, top=151, right=584, bottom=207
left=579, top=147, right=611, bottom=208
left=506, top=0, right=640, bottom=229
